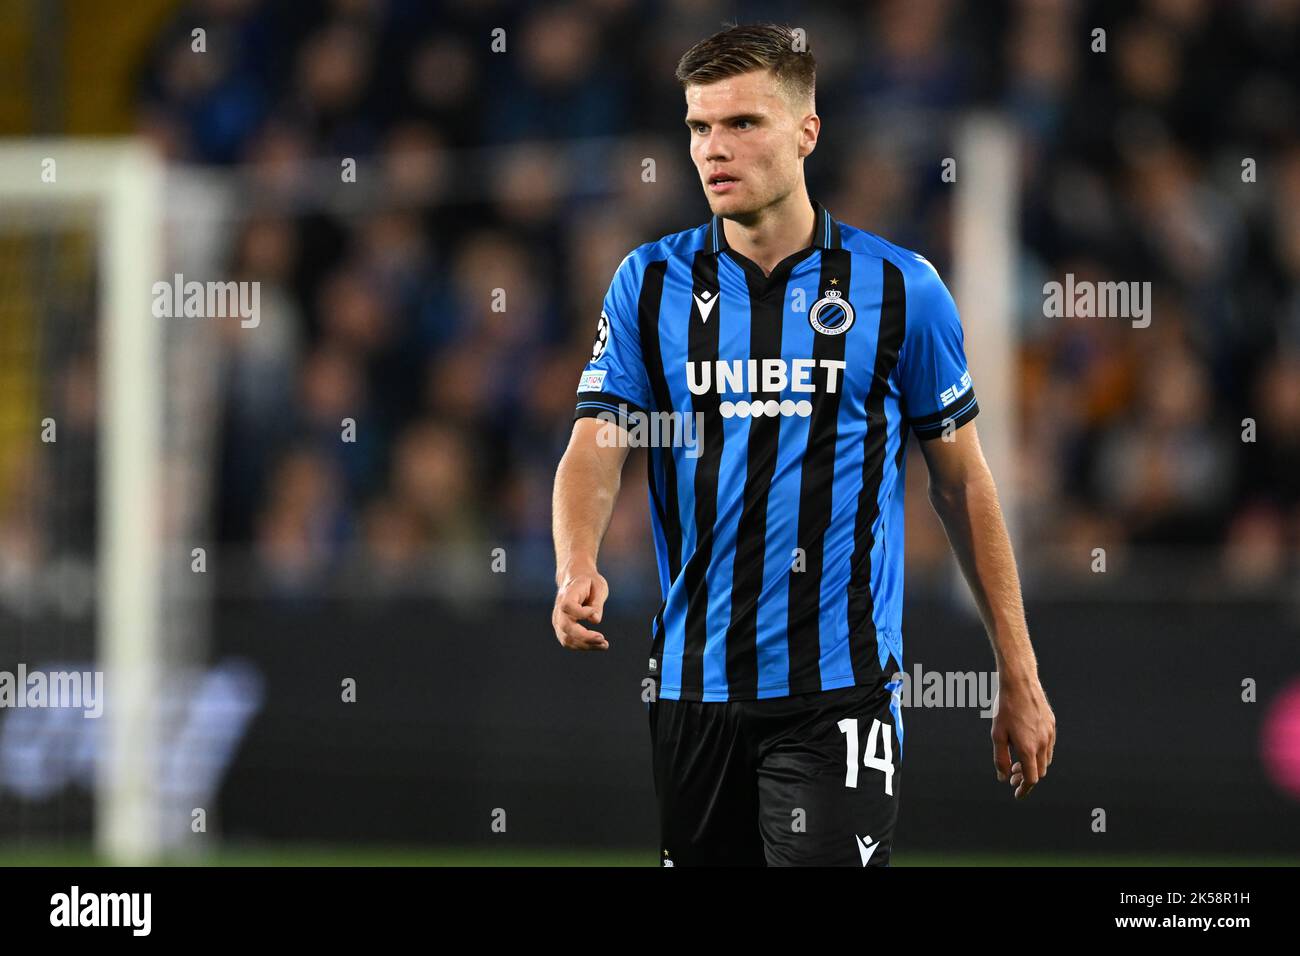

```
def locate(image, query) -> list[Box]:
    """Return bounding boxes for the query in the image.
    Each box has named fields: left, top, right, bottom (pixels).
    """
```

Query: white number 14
left=837, top=717, right=894, bottom=795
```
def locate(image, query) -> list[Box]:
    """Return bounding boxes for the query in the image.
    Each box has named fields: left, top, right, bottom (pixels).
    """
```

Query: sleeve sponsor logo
left=939, top=369, right=972, bottom=407
left=578, top=369, right=607, bottom=393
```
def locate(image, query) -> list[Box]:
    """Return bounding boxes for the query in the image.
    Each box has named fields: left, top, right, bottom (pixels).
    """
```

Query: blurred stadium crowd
left=126, top=0, right=1300, bottom=600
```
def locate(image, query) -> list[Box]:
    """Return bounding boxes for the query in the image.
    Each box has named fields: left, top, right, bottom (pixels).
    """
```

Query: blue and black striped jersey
left=573, top=200, right=979, bottom=703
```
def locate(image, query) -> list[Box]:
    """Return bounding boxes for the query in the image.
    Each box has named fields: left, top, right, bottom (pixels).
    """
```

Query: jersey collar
left=704, top=198, right=841, bottom=254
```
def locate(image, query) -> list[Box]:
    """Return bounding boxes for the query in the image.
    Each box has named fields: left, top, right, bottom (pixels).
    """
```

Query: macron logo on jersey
left=693, top=290, right=718, bottom=323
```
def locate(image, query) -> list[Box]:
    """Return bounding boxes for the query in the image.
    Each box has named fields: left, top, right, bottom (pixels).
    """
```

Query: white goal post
left=952, top=116, right=1021, bottom=604
left=0, top=140, right=165, bottom=863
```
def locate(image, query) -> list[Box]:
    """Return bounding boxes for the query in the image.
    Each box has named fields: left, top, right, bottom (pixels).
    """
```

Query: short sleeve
left=896, top=257, right=979, bottom=440
left=573, top=251, right=654, bottom=421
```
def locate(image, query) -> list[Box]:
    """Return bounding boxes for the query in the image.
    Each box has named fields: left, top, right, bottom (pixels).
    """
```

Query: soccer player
left=551, top=23, right=1055, bottom=866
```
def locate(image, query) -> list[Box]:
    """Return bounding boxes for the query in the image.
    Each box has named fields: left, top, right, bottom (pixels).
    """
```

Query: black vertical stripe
left=645, top=451, right=669, bottom=687
left=679, top=252, right=724, bottom=698
left=648, top=611, right=667, bottom=691
left=787, top=249, right=852, bottom=695
left=846, top=259, right=907, bottom=683
left=724, top=273, right=791, bottom=698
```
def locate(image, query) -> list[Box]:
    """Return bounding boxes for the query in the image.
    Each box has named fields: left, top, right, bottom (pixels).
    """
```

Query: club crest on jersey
left=808, top=289, right=855, bottom=336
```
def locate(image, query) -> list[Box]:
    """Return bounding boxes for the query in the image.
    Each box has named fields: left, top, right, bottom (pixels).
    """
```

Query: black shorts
left=648, top=681, right=903, bottom=866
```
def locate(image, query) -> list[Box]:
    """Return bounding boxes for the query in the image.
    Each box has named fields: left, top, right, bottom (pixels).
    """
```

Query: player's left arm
left=918, top=422, right=1056, bottom=800
left=896, top=253, right=1055, bottom=800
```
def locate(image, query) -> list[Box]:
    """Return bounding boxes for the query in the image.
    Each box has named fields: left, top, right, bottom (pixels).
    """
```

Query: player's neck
left=721, top=189, right=817, bottom=277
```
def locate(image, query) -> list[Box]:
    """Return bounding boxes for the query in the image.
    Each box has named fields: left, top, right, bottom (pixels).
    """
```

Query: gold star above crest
left=829, top=278, right=839, bottom=285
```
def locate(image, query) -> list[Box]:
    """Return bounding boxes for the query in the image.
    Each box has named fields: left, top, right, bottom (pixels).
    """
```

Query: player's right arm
left=551, top=249, right=655, bottom=652
left=551, top=420, right=631, bottom=650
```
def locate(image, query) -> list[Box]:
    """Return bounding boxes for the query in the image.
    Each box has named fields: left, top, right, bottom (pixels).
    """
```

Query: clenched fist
left=552, top=570, right=611, bottom=651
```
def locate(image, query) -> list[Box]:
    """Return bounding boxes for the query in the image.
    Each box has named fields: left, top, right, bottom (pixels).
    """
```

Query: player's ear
left=798, top=111, right=820, bottom=158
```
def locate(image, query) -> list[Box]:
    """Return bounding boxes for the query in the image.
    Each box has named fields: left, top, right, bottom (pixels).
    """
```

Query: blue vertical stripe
left=872, top=386, right=908, bottom=672
left=887, top=676, right=905, bottom=763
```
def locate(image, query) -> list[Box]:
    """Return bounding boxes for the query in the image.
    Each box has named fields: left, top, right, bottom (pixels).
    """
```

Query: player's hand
left=990, top=674, right=1055, bottom=800
left=552, top=570, right=610, bottom=651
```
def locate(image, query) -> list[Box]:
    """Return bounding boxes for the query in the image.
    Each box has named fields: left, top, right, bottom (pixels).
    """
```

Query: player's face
left=685, top=69, right=815, bottom=220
